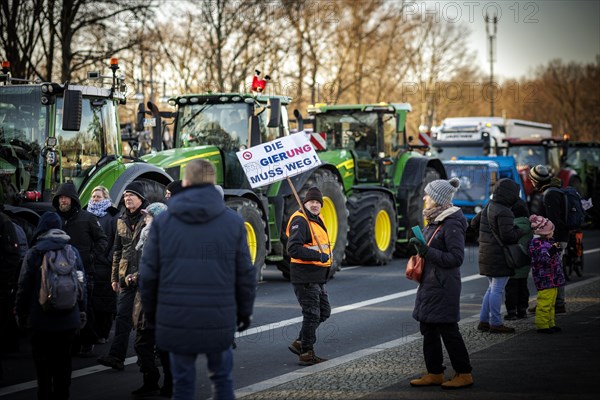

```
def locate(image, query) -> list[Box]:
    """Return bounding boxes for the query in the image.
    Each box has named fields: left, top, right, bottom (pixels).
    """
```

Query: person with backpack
left=15, top=212, right=87, bottom=400
left=528, top=165, right=569, bottom=313
left=53, top=182, right=108, bottom=357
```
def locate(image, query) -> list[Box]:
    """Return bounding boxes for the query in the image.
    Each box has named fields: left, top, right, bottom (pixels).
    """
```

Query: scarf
left=423, top=204, right=451, bottom=224
left=87, top=199, right=112, bottom=217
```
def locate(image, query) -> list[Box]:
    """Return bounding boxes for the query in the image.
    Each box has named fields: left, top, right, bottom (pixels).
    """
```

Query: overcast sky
left=444, top=0, right=600, bottom=79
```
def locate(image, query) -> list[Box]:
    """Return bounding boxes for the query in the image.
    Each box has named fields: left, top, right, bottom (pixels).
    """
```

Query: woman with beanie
left=408, top=177, right=473, bottom=389
left=87, top=186, right=119, bottom=345
left=471, top=178, right=525, bottom=334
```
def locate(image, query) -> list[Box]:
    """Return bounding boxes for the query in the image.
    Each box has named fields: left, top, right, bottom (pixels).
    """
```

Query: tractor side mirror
left=294, top=109, right=304, bottom=131
left=266, top=98, right=281, bottom=128
left=62, top=89, right=82, bottom=131
left=136, top=103, right=146, bottom=132
left=248, top=115, right=261, bottom=148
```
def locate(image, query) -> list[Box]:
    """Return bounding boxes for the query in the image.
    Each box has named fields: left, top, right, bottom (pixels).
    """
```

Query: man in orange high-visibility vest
left=285, top=187, right=332, bottom=366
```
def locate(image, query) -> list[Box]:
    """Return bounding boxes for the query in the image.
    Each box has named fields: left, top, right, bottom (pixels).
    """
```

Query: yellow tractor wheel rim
left=375, top=209, right=391, bottom=251
left=245, top=222, right=257, bottom=264
left=320, top=196, right=338, bottom=250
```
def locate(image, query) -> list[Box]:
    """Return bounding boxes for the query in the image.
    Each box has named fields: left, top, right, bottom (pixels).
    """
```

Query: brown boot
left=410, top=373, right=445, bottom=387
left=298, top=350, right=327, bottom=366
left=441, top=373, right=473, bottom=389
left=288, top=340, right=302, bottom=355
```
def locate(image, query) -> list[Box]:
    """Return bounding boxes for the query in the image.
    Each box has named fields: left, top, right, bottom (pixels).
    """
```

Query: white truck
left=430, top=117, right=552, bottom=160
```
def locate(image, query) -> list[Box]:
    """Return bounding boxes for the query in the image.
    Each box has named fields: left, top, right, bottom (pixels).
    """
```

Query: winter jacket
left=471, top=178, right=524, bottom=277
left=139, top=184, right=256, bottom=355
left=412, top=206, right=467, bottom=324
left=540, top=178, right=569, bottom=242
left=528, top=236, right=566, bottom=290
left=15, top=229, right=86, bottom=331
left=93, top=207, right=119, bottom=313
left=287, top=207, right=332, bottom=284
left=111, top=203, right=148, bottom=285
left=510, top=216, right=533, bottom=279
left=52, top=183, right=108, bottom=275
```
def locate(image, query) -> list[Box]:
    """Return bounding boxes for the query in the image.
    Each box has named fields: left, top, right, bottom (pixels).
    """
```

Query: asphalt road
left=1, top=230, right=598, bottom=400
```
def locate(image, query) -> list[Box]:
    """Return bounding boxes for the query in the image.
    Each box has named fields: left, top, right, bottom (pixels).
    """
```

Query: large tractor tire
left=395, top=167, right=441, bottom=257
left=345, top=192, right=397, bottom=265
left=116, top=178, right=167, bottom=208
left=227, top=198, right=267, bottom=282
left=277, top=169, right=349, bottom=280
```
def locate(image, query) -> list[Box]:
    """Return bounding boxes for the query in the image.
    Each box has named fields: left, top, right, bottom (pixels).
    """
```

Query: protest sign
left=236, top=134, right=322, bottom=188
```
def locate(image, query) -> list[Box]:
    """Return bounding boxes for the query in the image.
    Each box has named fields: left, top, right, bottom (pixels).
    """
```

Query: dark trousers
left=420, top=321, right=472, bottom=375
left=78, top=275, right=98, bottom=346
left=108, top=286, right=136, bottom=360
left=505, top=278, right=530, bottom=316
left=134, top=328, right=172, bottom=388
left=293, top=283, right=331, bottom=352
left=94, top=311, right=113, bottom=340
left=31, top=329, right=76, bottom=400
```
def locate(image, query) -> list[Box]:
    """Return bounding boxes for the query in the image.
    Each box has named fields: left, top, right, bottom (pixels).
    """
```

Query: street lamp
left=485, top=11, right=498, bottom=117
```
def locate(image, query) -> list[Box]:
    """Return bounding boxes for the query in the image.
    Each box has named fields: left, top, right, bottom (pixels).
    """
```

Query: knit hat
left=528, top=164, right=551, bottom=187
left=166, top=180, right=183, bottom=196
left=123, top=181, right=146, bottom=200
left=32, top=212, right=63, bottom=240
left=141, top=202, right=167, bottom=217
left=529, top=214, right=554, bottom=236
left=303, top=187, right=323, bottom=206
left=424, top=177, right=460, bottom=206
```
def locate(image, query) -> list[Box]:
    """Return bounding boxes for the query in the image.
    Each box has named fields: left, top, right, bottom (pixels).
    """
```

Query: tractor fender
left=396, top=156, right=445, bottom=222
left=2, top=204, right=43, bottom=225
left=222, top=188, right=271, bottom=251
left=109, top=163, right=173, bottom=202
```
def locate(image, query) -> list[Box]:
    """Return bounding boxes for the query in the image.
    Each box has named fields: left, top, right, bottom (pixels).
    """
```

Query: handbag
left=406, top=225, right=442, bottom=283
left=489, top=222, right=531, bottom=270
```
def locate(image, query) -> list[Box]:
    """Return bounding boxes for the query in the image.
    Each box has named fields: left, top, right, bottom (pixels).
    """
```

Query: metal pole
left=485, top=12, right=497, bottom=117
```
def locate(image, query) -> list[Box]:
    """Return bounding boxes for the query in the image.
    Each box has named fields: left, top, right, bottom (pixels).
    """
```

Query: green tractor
left=304, top=102, right=446, bottom=263
left=140, top=93, right=350, bottom=281
left=0, top=58, right=172, bottom=235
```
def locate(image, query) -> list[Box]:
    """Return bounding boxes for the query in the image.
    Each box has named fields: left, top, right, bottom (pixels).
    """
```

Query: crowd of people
left=0, top=162, right=574, bottom=398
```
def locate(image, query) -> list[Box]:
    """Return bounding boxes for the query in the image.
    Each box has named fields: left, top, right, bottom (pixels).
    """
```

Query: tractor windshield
left=444, top=163, right=495, bottom=202
left=177, top=103, right=250, bottom=151
left=508, top=145, right=547, bottom=168
left=0, top=85, right=47, bottom=205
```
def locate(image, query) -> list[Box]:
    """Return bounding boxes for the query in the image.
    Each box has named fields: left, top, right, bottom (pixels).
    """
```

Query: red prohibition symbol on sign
left=242, top=151, right=253, bottom=160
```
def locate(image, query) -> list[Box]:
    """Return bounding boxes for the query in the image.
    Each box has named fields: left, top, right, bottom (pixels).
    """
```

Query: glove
left=319, top=253, right=330, bottom=263
left=125, top=273, right=139, bottom=287
left=237, top=315, right=252, bottom=332
left=79, top=312, right=87, bottom=329
left=409, top=237, right=429, bottom=257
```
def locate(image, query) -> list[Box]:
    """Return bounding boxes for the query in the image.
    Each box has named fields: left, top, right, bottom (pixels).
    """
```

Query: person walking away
left=504, top=200, right=533, bottom=320
left=528, top=215, right=566, bottom=333
left=408, top=177, right=473, bottom=389
left=130, top=202, right=172, bottom=397
left=53, top=182, right=107, bottom=357
left=286, top=187, right=333, bottom=366
left=528, top=165, right=568, bottom=313
left=471, top=178, right=525, bottom=334
left=139, top=159, right=255, bottom=400
left=97, top=182, right=149, bottom=370
left=86, top=186, right=119, bottom=344
left=15, top=212, right=87, bottom=399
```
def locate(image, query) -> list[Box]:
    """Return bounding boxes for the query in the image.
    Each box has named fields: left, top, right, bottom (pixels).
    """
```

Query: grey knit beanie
left=528, top=164, right=551, bottom=187
left=424, top=177, right=460, bottom=206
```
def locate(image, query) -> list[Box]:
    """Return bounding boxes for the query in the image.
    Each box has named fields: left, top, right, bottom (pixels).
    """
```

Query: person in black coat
left=86, top=186, right=119, bottom=343
left=471, top=178, right=524, bottom=334
left=16, top=212, right=87, bottom=400
left=409, top=177, right=473, bottom=389
left=528, top=164, right=568, bottom=313
left=53, top=182, right=108, bottom=357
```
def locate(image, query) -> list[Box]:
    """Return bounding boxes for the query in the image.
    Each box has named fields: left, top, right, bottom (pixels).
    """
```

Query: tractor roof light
left=1, top=60, right=10, bottom=74
left=178, top=98, right=188, bottom=104
left=109, top=57, right=119, bottom=71
left=168, top=99, right=177, bottom=107
left=219, top=96, right=229, bottom=102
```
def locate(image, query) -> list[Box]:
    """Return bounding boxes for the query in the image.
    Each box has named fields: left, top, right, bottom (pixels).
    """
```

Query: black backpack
left=39, top=245, right=84, bottom=311
left=544, top=187, right=586, bottom=230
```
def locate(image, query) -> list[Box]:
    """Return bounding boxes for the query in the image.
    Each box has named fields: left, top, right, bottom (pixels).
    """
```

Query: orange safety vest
left=286, top=210, right=332, bottom=268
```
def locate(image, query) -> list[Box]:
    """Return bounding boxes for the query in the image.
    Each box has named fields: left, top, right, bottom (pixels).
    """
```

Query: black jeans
left=108, top=286, right=136, bottom=360
left=505, top=277, right=530, bottom=315
left=420, top=321, right=472, bottom=375
left=293, top=283, right=331, bottom=352
left=31, top=329, right=76, bottom=400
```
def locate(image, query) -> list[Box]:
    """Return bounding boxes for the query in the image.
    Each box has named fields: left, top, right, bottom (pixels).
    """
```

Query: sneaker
left=555, top=305, right=567, bottom=314
left=504, top=313, right=518, bottom=321
left=288, top=340, right=302, bottom=355
left=489, top=325, right=515, bottom=334
left=410, top=373, right=445, bottom=386
left=441, top=373, right=473, bottom=389
left=97, top=355, right=124, bottom=370
left=298, top=350, right=327, bottom=366
left=537, top=328, right=554, bottom=334
left=477, top=322, right=490, bottom=332
left=551, top=326, right=562, bottom=332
